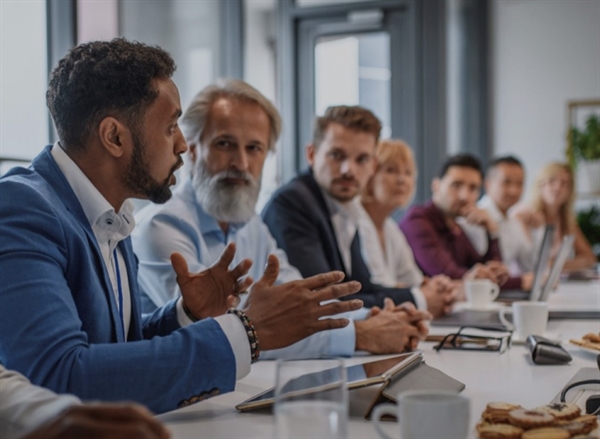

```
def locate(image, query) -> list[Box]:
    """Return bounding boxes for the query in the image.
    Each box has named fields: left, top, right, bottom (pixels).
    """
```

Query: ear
left=188, top=143, right=198, bottom=164
left=484, top=178, right=490, bottom=193
left=431, top=177, right=440, bottom=194
left=305, top=143, right=315, bottom=166
left=98, top=117, right=131, bottom=158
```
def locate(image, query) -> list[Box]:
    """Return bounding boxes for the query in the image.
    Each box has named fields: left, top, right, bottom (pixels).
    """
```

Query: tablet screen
left=236, top=352, right=421, bottom=411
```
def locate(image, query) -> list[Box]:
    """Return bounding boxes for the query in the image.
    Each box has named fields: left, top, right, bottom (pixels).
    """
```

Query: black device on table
left=525, top=335, right=572, bottom=365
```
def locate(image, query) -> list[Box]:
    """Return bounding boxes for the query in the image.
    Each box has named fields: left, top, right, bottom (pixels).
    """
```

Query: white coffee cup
left=499, top=301, right=548, bottom=340
left=465, top=279, right=500, bottom=309
left=371, top=390, right=470, bottom=439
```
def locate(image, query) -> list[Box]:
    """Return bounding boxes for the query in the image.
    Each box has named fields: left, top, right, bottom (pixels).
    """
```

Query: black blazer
left=262, top=169, right=415, bottom=308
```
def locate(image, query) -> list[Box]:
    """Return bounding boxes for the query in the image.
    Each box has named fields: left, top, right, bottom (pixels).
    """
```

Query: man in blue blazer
left=0, top=39, right=362, bottom=414
left=262, top=106, right=454, bottom=313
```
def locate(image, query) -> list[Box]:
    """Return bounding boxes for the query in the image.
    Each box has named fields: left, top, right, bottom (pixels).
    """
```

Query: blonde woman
left=356, top=139, right=456, bottom=316
left=517, top=162, right=595, bottom=272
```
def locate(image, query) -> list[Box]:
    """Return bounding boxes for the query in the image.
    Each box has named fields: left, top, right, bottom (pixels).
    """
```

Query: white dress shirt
left=321, top=193, right=427, bottom=310
left=354, top=202, right=424, bottom=287
left=459, top=195, right=536, bottom=275
left=133, top=179, right=370, bottom=359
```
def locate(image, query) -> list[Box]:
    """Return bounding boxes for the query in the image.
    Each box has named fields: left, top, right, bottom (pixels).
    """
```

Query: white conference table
left=159, top=280, right=600, bottom=439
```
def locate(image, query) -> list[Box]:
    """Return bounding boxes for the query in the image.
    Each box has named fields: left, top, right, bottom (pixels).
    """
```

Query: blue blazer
left=261, top=169, right=415, bottom=308
left=0, top=146, right=236, bottom=414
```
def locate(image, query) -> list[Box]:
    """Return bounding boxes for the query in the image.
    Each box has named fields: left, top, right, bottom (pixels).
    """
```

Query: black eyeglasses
left=431, top=326, right=513, bottom=354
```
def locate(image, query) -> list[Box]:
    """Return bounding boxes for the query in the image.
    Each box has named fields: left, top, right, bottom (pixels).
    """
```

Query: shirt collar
left=51, top=142, right=135, bottom=240
left=319, top=186, right=360, bottom=220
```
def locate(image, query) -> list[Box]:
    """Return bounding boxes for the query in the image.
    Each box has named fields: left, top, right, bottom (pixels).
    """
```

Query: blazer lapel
left=300, top=170, right=350, bottom=274
left=32, top=146, right=126, bottom=342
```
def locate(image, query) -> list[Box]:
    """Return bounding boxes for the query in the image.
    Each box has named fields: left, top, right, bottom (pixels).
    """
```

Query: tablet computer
left=236, top=352, right=422, bottom=412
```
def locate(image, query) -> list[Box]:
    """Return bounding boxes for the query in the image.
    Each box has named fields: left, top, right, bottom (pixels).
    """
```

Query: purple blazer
left=399, top=201, right=502, bottom=279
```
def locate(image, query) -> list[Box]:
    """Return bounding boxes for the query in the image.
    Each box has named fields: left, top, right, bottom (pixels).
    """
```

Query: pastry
left=574, top=414, right=599, bottom=431
left=508, top=408, right=556, bottom=429
left=478, top=423, right=523, bottom=439
left=521, top=427, right=570, bottom=439
left=482, top=402, right=523, bottom=423
left=583, top=333, right=600, bottom=343
left=570, top=338, right=600, bottom=351
left=556, top=420, right=589, bottom=436
left=537, top=402, right=581, bottom=421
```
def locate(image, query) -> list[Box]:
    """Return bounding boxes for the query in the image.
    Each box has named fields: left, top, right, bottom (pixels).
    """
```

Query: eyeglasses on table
left=430, top=326, right=513, bottom=354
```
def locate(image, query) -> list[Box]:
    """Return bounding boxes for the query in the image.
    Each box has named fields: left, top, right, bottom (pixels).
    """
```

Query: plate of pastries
left=569, top=333, right=600, bottom=354
left=476, top=401, right=598, bottom=439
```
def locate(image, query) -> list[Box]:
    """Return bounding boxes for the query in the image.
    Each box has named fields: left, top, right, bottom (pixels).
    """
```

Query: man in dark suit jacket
left=263, top=106, right=454, bottom=314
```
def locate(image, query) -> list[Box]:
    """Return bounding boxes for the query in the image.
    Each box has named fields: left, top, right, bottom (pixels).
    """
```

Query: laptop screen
left=528, top=225, right=555, bottom=302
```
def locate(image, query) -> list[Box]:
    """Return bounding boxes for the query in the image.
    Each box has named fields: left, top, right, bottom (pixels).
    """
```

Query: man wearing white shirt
left=133, top=79, right=429, bottom=356
left=460, top=156, right=535, bottom=287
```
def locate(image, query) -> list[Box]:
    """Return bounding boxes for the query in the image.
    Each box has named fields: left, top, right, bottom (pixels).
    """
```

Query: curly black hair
left=46, top=38, right=176, bottom=152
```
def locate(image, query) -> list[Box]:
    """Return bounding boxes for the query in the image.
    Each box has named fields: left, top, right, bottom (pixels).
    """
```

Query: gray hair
left=181, top=78, right=282, bottom=151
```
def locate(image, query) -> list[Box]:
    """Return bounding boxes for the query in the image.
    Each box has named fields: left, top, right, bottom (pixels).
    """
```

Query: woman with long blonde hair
left=519, top=162, right=595, bottom=271
left=356, top=139, right=456, bottom=317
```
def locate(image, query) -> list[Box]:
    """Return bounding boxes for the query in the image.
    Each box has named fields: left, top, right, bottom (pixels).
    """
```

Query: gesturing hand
left=21, top=403, right=170, bottom=439
left=172, top=242, right=253, bottom=320
left=242, top=254, right=364, bottom=351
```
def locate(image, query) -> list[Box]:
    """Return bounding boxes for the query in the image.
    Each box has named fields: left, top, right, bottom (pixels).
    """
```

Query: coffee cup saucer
left=454, top=302, right=507, bottom=312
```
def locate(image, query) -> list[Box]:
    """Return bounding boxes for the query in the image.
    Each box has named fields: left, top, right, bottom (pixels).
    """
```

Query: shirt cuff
left=175, top=298, right=195, bottom=327
left=328, top=321, right=357, bottom=357
left=214, top=314, right=251, bottom=380
left=410, top=286, right=428, bottom=311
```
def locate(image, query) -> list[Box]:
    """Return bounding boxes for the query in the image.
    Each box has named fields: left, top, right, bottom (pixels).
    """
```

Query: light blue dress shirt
left=133, top=179, right=369, bottom=359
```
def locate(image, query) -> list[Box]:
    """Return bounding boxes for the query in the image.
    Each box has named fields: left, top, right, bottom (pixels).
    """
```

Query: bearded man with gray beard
left=133, top=79, right=431, bottom=359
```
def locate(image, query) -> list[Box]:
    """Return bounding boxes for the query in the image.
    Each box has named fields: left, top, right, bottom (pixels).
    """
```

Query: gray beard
left=192, top=160, right=261, bottom=224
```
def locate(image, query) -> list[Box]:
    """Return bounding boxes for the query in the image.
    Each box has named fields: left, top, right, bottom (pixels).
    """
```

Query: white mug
left=499, top=301, right=548, bottom=340
left=371, top=390, right=470, bottom=439
left=465, top=279, right=500, bottom=309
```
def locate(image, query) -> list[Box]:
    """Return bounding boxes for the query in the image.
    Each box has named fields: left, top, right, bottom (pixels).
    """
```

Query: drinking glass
left=274, top=359, right=348, bottom=439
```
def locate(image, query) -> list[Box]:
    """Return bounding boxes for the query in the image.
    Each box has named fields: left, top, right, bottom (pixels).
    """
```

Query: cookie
left=521, top=427, right=570, bottom=439
left=574, top=414, right=599, bottom=431
left=483, top=402, right=523, bottom=424
left=537, top=402, right=581, bottom=421
left=478, top=423, right=523, bottom=439
left=557, top=421, right=589, bottom=436
left=570, top=338, right=600, bottom=351
left=583, top=333, right=600, bottom=343
left=508, top=408, right=556, bottom=429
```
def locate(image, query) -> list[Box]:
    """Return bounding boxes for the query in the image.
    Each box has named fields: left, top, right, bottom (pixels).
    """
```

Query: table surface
left=158, top=280, right=600, bottom=439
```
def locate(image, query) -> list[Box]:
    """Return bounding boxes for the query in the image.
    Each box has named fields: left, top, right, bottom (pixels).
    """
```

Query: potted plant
left=567, top=114, right=600, bottom=193
left=577, top=205, right=600, bottom=261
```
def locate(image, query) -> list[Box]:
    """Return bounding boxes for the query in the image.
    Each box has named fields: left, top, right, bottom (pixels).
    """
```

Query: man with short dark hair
left=0, top=39, right=362, bottom=414
left=262, top=105, right=455, bottom=316
left=400, top=153, right=511, bottom=285
left=460, top=156, right=535, bottom=289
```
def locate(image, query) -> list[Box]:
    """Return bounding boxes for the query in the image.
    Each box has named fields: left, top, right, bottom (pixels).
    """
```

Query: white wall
left=491, top=0, right=600, bottom=196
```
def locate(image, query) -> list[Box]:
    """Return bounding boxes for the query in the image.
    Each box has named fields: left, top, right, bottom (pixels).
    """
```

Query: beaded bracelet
left=227, top=308, right=260, bottom=363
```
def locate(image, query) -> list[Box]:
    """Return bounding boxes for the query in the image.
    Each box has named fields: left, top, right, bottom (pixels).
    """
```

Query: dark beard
left=124, top=131, right=180, bottom=204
